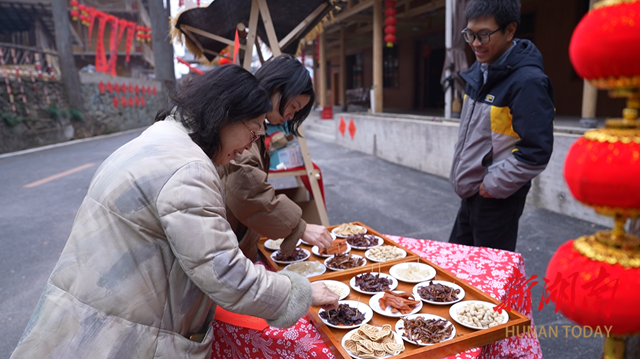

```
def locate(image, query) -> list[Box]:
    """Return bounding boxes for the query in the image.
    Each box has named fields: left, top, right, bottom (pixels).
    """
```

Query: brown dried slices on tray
left=417, top=281, right=460, bottom=302
left=399, top=317, right=454, bottom=344
left=273, top=248, right=307, bottom=262
left=379, top=291, right=421, bottom=315
left=355, top=273, right=393, bottom=292
left=326, top=253, right=365, bottom=270
left=319, top=303, right=366, bottom=326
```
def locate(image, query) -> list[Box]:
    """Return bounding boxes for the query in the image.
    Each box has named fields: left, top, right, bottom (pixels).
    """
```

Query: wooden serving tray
left=258, top=222, right=531, bottom=359
left=258, top=222, right=417, bottom=280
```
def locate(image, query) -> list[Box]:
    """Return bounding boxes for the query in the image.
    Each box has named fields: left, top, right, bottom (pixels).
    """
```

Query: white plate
left=284, top=261, right=326, bottom=278
left=395, top=314, right=456, bottom=346
left=270, top=248, right=310, bottom=264
left=369, top=291, right=423, bottom=318
left=389, top=262, right=436, bottom=283
left=325, top=254, right=367, bottom=271
left=347, top=234, right=385, bottom=250
left=318, top=300, right=373, bottom=329
left=301, top=232, right=336, bottom=246
left=449, top=300, right=509, bottom=330
left=349, top=272, right=398, bottom=295
left=264, top=238, right=303, bottom=251
left=341, top=327, right=404, bottom=359
left=314, top=280, right=350, bottom=300
left=364, top=246, right=407, bottom=263
left=312, top=243, right=351, bottom=257
left=413, top=280, right=465, bottom=305
left=331, top=224, right=367, bottom=238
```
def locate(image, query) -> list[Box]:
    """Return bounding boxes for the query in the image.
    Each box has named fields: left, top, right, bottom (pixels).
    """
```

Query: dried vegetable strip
left=378, top=291, right=420, bottom=314
left=399, top=317, right=454, bottom=344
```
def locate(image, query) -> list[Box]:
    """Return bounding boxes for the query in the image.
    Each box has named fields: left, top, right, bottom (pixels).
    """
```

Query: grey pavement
left=0, top=128, right=605, bottom=358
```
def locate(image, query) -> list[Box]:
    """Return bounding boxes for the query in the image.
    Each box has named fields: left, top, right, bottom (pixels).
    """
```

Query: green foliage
left=69, top=108, right=84, bottom=122
left=43, top=104, right=63, bottom=120
left=2, top=112, right=26, bottom=127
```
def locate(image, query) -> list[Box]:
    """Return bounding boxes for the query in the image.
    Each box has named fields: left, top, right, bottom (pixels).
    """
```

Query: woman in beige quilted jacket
left=10, top=65, right=338, bottom=359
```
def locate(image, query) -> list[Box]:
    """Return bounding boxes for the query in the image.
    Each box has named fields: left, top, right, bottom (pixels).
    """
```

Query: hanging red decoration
left=152, top=86, right=157, bottom=96
left=107, top=16, right=119, bottom=76
left=94, top=12, right=108, bottom=72
left=114, top=82, right=120, bottom=93
left=384, top=0, right=397, bottom=47
left=135, top=95, right=140, bottom=107
left=121, top=83, right=127, bottom=93
left=98, top=81, right=105, bottom=94
left=69, top=0, right=79, bottom=20
left=87, top=7, right=97, bottom=39
left=134, top=84, right=140, bottom=94
left=113, top=96, right=118, bottom=108
left=545, top=1, right=640, bottom=356
left=128, top=97, right=134, bottom=107
left=121, top=96, right=127, bottom=108
left=128, top=83, right=134, bottom=93
left=125, top=22, right=136, bottom=63
left=106, top=81, right=113, bottom=94
left=140, top=96, right=146, bottom=107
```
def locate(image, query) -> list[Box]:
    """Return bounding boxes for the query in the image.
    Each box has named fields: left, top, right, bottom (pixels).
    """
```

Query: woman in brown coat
left=217, top=55, right=333, bottom=261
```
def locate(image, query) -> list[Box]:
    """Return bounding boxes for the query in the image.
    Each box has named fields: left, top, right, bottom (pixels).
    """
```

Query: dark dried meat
left=274, top=248, right=306, bottom=262
left=417, top=281, right=460, bottom=302
left=319, top=303, right=366, bottom=326
left=354, top=273, right=392, bottom=292
left=346, top=234, right=379, bottom=248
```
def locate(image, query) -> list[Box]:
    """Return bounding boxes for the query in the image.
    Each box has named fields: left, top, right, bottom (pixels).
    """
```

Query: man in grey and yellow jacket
left=449, top=0, right=554, bottom=251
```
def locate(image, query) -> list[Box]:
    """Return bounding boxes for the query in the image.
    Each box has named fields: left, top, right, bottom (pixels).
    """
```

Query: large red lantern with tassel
left=384, top=0, right=397, bottom=47
left=545, top=1, right=640, bottom=357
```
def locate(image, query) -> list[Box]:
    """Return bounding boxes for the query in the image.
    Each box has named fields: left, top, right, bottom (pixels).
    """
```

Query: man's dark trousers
left=448, top=188, right=529, bottom=252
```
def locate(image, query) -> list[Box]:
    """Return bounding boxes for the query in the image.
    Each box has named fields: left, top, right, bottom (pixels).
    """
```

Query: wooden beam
left=278, top=2, right=327, bottom=50
left=344, top=14, right=373, bottom=23
left=339, top=26, right=346, bottom=107
left=356, top=24, right=374, bottom=34
left=243, top=0, right=260, bottom=70
left=51, top=0, right=83, bottom=111
left=326, top=39, right=340, bottom=49
left=181, top=27, right=206, bottom=54
left=255, top=36, right=265, bottom=64
left=180, top=24, right=246, bottom=49
left=373, top=0, right=383, bottom=113
left=68, top=22, right=83, bottom=47
left=333, top=0, right=374, bottom=23
left=397, top=0, right=446, bottom=18
left=256, top=0, right=281, bottom=56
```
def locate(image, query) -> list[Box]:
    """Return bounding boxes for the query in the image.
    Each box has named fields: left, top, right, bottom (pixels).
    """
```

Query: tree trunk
left=148, top=0, right=176, bottom=97
left=51, top=0, right=84, bottom=111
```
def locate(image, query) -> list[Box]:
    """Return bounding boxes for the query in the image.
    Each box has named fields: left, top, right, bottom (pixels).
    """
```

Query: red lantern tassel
left=95, top=13, right=108, bottom=72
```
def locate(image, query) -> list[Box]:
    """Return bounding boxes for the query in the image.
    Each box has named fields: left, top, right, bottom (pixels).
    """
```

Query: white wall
left=332, top=113, right=612, bottom=227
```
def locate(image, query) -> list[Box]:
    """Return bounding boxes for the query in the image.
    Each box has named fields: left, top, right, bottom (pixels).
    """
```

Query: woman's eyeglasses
left=242, top=121, right=261, bottom=147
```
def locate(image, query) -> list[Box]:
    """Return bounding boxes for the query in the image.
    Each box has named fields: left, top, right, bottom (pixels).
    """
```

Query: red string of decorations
left=384, top=0, right=397, bottom=47
left=11, top=48, right=29, bottom=115
left=70, top=0, right=79, bottom=21
left=0, top=48, right=16, bottom=112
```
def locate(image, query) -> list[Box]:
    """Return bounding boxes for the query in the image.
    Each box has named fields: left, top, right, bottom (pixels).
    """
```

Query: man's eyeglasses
left=461, top=27, right=503, bottom=44
left=242, top=121, right=262, bottom=147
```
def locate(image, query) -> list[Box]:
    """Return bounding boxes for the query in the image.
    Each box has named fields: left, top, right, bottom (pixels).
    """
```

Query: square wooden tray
left=258, top=222, right=531, bottom=358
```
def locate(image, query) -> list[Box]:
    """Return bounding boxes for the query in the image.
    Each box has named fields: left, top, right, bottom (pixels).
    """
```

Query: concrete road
left=0, top=129, right=604, bottom=358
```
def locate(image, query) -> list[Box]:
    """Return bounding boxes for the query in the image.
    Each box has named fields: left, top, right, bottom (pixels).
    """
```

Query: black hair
left=254, top=54, right=315, bottom=136
left=155, top=65, right=272, bottom=159
left=464, top=0, right=521, bottom=30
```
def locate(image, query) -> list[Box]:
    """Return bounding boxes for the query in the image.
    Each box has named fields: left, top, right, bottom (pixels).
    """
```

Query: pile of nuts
left=367, top=246, right=404, bottom=262
left=456, top=303, right=503, bottom=329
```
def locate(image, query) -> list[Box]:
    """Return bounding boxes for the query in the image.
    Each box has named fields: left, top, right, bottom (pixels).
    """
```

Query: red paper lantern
left=565, top=136, right=640, bottom=211
left=69, top=0, right=78, bottom=6
left=384, top=0, right=397, bottom=48
left=70, top=9, right=79, bottom=20
left=546, top=240, right=640, bottom=335
left=569, top=1, right=640, bottom=89
left=78, top=4, right=85, bottom=11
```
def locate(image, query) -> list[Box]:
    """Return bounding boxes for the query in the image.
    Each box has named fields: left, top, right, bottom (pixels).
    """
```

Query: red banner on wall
left=95, top=13, right=108, bottom=72
left=107, top=16, right=119, bottom=76
left=125, top=22, right=135, bottom=62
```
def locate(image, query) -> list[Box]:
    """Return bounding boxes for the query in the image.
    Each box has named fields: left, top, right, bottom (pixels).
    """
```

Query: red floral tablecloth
left=211, top=236, right=542, bottom=359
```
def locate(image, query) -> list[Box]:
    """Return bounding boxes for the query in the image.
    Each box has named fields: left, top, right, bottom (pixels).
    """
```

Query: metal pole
left=580, top=0, right=599, bottom=128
